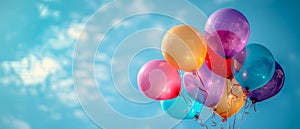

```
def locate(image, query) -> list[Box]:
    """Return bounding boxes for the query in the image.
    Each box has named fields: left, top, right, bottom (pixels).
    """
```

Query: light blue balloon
left=232, top=43, right=275, bottom=90
left=160, top=90, right=203, bottom=120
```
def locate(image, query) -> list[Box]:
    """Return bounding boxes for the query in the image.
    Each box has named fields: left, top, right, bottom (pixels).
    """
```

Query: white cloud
left=37, top=3, right=60, bottom=19
left=95, top=64, right=110, bottom=82
left=43, top=22, right=88, bottom=50
left=130, top=0, right=153, bottom=12
left=0, top=19, right=90, bottom=108
left=114, top=20, right=133, bottom=28
left=1, top=54, right=61, bottom=86
left=74, top=109, right=86, bottom=119
left=153, top=23, right=166, bottom=30
left=67, top=23, right=87, bottom=40
left=96, top=53, right=109, bottom=62
left=2, top=117, right=31, bottom=129
left=37, top=105, right=49, bottom=112
left=175, top=9, right=188, bottom=21
left=51, top=113, right=62, bottom=120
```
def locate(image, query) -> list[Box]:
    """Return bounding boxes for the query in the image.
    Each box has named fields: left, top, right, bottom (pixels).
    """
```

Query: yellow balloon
left=215, top=79, right=245, bottom=119
left=161, top=25, right=207, bottom=72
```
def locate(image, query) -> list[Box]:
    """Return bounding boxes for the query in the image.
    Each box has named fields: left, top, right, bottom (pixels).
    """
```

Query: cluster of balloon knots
left=137, top=8, right=285, bottom=128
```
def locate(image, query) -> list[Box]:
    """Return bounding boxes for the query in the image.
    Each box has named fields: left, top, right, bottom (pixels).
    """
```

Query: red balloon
left=205, top=47, right=233, bottom=79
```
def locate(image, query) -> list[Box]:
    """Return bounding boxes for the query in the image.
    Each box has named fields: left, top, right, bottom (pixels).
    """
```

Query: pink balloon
left=137, top=60, right=181, bottom=100
left=184, top=64, right=226, bottom=107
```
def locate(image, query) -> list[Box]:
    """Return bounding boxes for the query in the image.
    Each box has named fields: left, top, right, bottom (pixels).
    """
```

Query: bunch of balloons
left=137, top=8, right=285, bottom=124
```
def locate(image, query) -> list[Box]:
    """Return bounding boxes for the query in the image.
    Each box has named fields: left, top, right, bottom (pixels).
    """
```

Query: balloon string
left=182, top=92, right=193, bottom=105
left=197, top=116, right=209, bottom=129
left=212, top=111, right=216, bottom=119
left=238, top=90, right=248, bottom=129
left=244, top=102, right=250, bottom=109
left=220, top=121, right=224, bottom=129
left=194, top=72, right=208, bottom=95
left=187, top=96, right=193, bottom=104
left=210, top=112, right=217, bottom=127
left=181, top=94, right=194, bottom=116
left=233, top=114, right=237, bottom=129
left=211, top=121, right=217, bottom=127
left=249, top=103, right=258, bottom=112
left=180, top=73, right=192, bottom=106
left=254, top=104, right=257, bottom=112
left=181, top=93, right=189, bottom=105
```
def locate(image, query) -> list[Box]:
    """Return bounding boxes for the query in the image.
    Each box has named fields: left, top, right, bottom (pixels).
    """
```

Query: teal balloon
left=232, top=44, right=275, bottom=90
left=160, top=92, right=203, bottom=119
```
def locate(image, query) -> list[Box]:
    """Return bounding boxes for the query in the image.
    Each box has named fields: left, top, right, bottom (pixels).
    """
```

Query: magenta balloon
left=184, top=64, right=226, bottom=107
left=205, top=8, right=250, bottom=58
left=137, top=60, right=181, bottom=100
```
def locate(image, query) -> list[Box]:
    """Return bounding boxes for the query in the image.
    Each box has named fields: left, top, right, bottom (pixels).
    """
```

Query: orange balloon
left=215, top=79, right=245, bottom=119
left=161, top=25, right=207, bottom=72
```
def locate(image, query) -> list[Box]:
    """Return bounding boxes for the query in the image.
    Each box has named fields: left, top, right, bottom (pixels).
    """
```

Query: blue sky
left=0, top=0, right=299, bottom=129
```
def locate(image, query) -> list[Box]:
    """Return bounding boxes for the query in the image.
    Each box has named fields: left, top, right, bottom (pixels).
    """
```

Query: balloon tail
left=212, top=121, right=217, bottom=126
left=194, top=71, right=208, bottom=95
left=220, top=121, right=224, bottom=129
left=238, top=96, right=248, bottom=129
left=212, top=111, right=216, bottom=119
left=248, top=102, right=258, bottom=113
left=252, top=103, right=258, bottom=112
left=244, top=102, right=250, bottom=109
left=198, top=117, right=209, bottom=129
left=222, top=118, right=227, bottom=122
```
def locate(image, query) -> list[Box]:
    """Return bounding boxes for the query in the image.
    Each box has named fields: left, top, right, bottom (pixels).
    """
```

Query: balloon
left=161, top=90, right=203, bottom=120
left=137, top=60, right=181, bottom=100
left=184, top=64, right=226, bottom=107
left=215, top=79, right=245, bottom=119
left=232, top=44, right=275, bottom=90
left=248, top=62, right=285, bottom=103
left=205, top=46, right=233, bottom=79
left=161, top=25, right=207, bottom=72
left=205, top=8, right=250, bottom=58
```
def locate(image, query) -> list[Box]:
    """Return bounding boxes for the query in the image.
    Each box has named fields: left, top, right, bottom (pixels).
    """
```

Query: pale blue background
left=0, top=0, right=299, bottom=129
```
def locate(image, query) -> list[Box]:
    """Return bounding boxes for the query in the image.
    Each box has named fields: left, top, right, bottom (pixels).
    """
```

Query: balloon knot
left=222, top=118, right=227, bottom=122
left=251, top=99, right=256, bottom=104
left=228, top=74, right=234, bottom=80
left=192, top=71, right=196, bottom=75
left=245, top=87, right=249, bottom=91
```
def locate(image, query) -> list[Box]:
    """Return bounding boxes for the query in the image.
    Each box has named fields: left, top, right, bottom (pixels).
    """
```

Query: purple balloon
left=248, top=62, right=285, bottom=103
left=205, top=8, right=250, bottom=58
left=184, top=64, right=226, bottom=107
